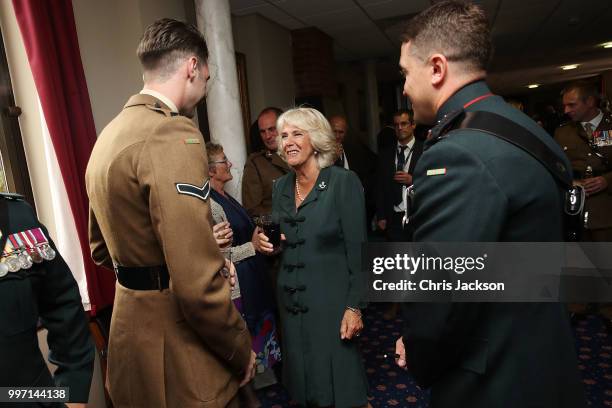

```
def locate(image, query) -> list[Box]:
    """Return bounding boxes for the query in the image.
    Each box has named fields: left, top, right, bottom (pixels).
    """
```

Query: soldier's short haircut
left=400, top=0, right=492, bottom=72
left=258, top=107, right=284, bottom=121
left=137, top=18, right=208, bottom=77
left=562, top=80, right=601, bottom=104
left=394, top=109, right=414, bottom=123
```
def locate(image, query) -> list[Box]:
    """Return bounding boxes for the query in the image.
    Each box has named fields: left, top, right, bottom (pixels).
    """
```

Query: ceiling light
left=527, top=84, right=540, bottom=89
left=602, top=42, right=612, bottom=49
left=561, top=64, right=579, bottom=70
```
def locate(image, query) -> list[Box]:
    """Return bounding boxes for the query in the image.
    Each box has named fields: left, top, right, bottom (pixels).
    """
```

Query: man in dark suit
left=375, top=109, right=423, bottom=242
left=393, top=2, right=586, bottom=407
left=329, top=114, right=377, bottom=226
left=0, top=193, right=94, bottom=407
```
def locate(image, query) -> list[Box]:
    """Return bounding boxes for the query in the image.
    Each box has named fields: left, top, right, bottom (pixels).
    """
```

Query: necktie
left=584, top=123, right=594, bottom=141
left=397, top=145, right=408, bottom=171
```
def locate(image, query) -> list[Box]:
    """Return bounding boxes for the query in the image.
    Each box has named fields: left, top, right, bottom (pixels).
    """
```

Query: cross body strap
left=451, top=110, right=573, bottom=188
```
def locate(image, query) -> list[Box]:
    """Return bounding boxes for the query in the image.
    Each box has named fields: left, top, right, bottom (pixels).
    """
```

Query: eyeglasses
left=210, top=158, right=230, bottom=165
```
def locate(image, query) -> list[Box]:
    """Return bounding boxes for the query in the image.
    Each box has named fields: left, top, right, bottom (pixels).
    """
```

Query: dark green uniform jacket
left=0, top=194, right=94, bottom=404
left=401, top=81, right=586, bottom=408
left=272, top=166, right=368, bottom=408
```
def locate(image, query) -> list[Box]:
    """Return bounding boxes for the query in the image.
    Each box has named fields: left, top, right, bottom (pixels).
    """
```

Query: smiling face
left=399, top=42, right=438, bottom=125
left=209, top=150, right=233, bottom=184
left=280, top=124, right=316, bottom=169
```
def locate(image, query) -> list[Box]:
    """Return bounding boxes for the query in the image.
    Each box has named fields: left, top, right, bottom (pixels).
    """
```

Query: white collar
left=397, top=138, right=415, bottom=150
left=140, top=89, right=179, bottom=113
left=581, top=110, right=603, bottom=130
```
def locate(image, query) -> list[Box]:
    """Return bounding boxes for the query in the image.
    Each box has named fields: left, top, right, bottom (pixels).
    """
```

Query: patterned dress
left=210, top=189, right=281, bottom=371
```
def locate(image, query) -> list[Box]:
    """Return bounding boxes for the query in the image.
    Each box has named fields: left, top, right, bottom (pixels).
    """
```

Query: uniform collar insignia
left=318, top=181, right=327, bottom=190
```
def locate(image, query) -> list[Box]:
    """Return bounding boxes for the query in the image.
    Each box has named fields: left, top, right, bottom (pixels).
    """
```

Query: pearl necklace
left=295, top=177, right=304, bottom=202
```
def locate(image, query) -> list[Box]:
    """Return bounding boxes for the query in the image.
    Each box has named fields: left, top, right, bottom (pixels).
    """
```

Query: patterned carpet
left=256, top=304, right=612, bottom=407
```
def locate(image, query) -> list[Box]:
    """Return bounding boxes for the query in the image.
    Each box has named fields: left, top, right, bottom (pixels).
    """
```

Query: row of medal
left=0, top=227, right=56, bottom=277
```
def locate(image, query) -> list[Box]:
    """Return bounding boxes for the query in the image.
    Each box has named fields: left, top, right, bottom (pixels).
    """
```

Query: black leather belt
left=114, top=265, right=169, bottom=291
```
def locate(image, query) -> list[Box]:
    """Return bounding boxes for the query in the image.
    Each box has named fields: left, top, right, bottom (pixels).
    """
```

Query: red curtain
left=13, top=0, right=115, bottom=314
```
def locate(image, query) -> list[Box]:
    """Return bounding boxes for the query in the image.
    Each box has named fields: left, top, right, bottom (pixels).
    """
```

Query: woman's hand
left=253, top=227, right=274, bottom=254
left=213, top=221, right=233, bottom=248
left=340, top=308, right=363, bottom=340
left=220, top=258, right=237, bottom=288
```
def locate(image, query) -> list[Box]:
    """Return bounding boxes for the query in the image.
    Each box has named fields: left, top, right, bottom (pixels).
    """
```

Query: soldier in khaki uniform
left=242, top=107, right=290, bottom=217
left=86, top=19, right=254, bottom=407
left=554, top=81, right=612, bottom=324
left=554, top=81, right=612, bottom=242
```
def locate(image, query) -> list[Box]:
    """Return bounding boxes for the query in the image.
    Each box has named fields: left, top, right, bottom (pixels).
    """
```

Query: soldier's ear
left=187, top=56, right=198, bottom=80
left=429, top=54, right=447, bottom=87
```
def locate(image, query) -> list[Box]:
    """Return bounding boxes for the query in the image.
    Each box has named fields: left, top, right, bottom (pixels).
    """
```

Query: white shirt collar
left=397, top=137, right=415, bottom=150
left=581, top=110, right=603, bottom=130
left=140, top=89, right=179, bottom=113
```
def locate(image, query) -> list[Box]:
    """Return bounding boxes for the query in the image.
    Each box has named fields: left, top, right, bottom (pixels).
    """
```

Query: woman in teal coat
left=256, top=107, right=369, bottom=407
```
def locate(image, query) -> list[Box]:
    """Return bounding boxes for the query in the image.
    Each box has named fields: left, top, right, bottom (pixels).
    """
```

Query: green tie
left=584, top=123, right=594, bottom=141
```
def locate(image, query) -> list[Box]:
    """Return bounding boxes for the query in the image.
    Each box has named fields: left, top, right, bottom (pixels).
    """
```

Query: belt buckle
left=149, top=267, right=163, bottom=291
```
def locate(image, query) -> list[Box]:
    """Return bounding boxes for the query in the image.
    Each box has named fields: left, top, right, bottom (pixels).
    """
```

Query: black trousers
left=386, top=212, right=413, bottom=242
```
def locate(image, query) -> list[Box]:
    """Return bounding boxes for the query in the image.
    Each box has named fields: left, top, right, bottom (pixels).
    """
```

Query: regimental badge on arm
left=176, top=179, right=210, bottom=202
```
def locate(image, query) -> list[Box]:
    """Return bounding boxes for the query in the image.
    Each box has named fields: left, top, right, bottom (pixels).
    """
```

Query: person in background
left=256, top=107, right=370, bottom=408
left=207, top=142, right=281, bottom=408
left=376, top=109, right=424, bottom=243
left=0, top=192, right=94, bottom=407
left=329, top=114, right=378, bottom=228
left=554, top=80, right=612, bottom=326
left=242, top=107, right=291, bottom=217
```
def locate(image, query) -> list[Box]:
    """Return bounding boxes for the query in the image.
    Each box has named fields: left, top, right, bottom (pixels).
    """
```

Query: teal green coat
left=0, top=194, right=94, bottom=403
left=272, top=166, right=368, bottom=407
left=401, top=81, right=586, bottom=408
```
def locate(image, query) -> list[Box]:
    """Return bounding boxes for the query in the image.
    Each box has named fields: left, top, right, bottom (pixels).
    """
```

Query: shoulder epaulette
left=146, top=103, right=179, bottom=117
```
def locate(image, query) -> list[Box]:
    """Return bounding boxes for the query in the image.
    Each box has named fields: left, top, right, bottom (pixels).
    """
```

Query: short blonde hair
left=276, top=107, right=338, bottom=169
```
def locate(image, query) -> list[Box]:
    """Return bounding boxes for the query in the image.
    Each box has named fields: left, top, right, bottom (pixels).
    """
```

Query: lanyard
left=397, top=144, right=415, bottom=172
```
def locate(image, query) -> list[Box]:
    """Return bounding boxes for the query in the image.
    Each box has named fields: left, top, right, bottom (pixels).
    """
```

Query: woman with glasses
left=206, top=142, right=281, bottom=407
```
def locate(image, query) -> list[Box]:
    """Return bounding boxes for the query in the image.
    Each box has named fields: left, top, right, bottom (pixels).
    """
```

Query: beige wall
left=71, top=0, right=187, bottom=134
left=233, top=14, right=295, bottom=120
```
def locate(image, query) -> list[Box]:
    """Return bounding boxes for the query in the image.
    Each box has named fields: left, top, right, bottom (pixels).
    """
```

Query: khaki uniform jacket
left=242, top=151, right=290, bottom=217
left=554, top=113, right=612, bottom=230
left=86, top=94, right=251, bottom=407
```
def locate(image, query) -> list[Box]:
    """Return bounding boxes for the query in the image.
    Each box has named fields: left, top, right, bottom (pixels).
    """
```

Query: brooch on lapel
left=318, top=181, right=327, bottom=190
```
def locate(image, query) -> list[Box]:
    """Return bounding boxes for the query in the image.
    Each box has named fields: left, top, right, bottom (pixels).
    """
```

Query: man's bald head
left=329, top=115, right=348, bottom=144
